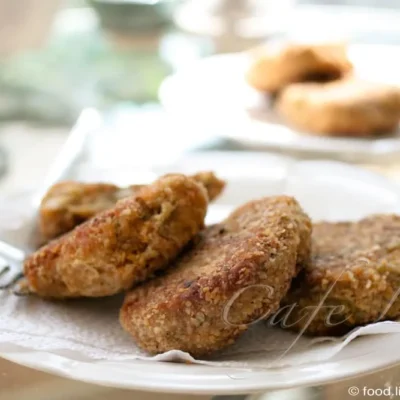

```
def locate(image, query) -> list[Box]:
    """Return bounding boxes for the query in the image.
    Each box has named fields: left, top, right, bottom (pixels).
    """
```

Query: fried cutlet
left=281, top=215, right=400, bottom=336
left=276, top=79, right=400, bottom=137
left=120, top=196, right=312, bottom=356
left=39, top=171, right=225, bottom=242
left=190, top=171, right=225, bottom=203
left=24, top=174, right=208, bottom=298
left=246, top=42, right=352, bottom=93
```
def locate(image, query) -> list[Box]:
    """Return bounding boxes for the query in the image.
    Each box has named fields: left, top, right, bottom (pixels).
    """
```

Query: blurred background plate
left=159, top=43, right=400, bottom=163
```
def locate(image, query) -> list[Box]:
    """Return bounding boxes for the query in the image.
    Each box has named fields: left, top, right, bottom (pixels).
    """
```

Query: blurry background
left=0, top=0, right=400, bottom=310
left=1, top=0, right=400, bottom=126
left=1, top=0, right=400, bottom=193
left=0, top=0, right=400, bottom=192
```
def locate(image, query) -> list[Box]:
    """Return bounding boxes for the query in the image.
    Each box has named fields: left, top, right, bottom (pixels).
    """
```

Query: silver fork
left=0, top=240, right=25, bottom=289
left=0, top=109, right=102, bottom=290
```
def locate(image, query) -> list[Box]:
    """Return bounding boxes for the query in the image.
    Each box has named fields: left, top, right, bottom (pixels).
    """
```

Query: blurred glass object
left=175, top=0, right=296, bottom=53
left=89, top=0, right=175, bottom=35
left=0, top=2, right=210, bottom=125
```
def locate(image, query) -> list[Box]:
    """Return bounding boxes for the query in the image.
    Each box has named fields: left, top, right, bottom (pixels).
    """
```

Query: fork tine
left=0, top=272, right=24, bottom=289
left=0, top=240, right=25, bottom=289
left=0, top=265, right=10, bottom=277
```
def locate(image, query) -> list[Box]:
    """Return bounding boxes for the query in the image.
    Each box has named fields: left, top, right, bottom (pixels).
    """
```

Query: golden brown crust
left=246, top=42, right=352, bottom=93
left=282, top=215, right=400, bottom=336
left=120, top=196, right=311, bottom=356
left=39, top=172, right=225, bottom=243
left=190, top=171, right=225, bottom=202
left=25, top=175, right=208, bottom=298
left=276, top=79, right=400, bottom=137
left=39, top=182, right=124, bottom=243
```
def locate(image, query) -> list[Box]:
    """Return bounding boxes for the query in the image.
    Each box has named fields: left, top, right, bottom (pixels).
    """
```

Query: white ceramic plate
left=159, top=44, right=400, bottom=163
left=1, top=152, right=400, bottom=394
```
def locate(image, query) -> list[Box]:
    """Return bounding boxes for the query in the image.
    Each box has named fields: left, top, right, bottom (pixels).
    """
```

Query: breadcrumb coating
left=24, top=175, right=208, bottom=298
left=282, top=215, right=400, bottom=335
left=39, top=172, right=225, bottom=242
left=276, top=79, right=400, bottom=137
left=120, top=196, right=311, bottom=356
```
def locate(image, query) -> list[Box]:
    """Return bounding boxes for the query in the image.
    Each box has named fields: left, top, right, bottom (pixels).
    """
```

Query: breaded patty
left=276, top=79, right=400, bottom=137
left=24, top=175, right=208, bottom=298
left=246, top=42, right=352, bottom=93
left=39, top=171, right=225, bottom=242
left=120, top=196, right=311, bottom=356
left=282, top=215, right=400, bottom=336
